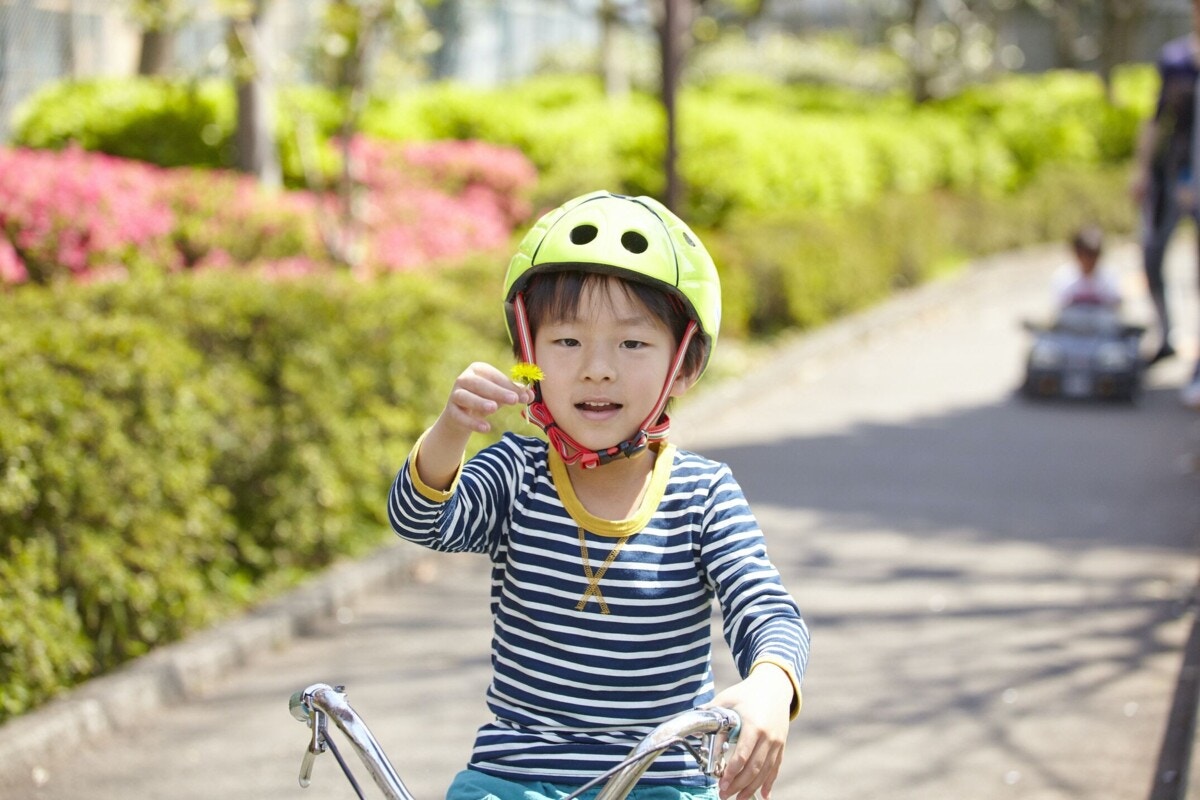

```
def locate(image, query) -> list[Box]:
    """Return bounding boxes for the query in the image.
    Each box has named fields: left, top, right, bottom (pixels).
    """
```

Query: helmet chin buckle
left=592, top=436, right=648, bottom=468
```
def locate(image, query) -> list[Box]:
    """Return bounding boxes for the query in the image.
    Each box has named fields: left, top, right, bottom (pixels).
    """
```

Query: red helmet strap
left=511, top=292, right=696, bottom=469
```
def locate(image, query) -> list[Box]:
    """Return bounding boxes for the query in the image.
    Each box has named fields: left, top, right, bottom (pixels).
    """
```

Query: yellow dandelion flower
left=510, top=362, right=545, bottom=386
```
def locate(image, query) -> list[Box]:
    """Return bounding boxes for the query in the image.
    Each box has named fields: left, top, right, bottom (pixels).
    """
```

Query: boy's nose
left=581, top=346, right=616, bottom=382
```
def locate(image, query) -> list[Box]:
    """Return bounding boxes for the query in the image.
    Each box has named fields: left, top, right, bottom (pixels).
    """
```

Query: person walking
left=1130, top=0, right=1200, bottom=405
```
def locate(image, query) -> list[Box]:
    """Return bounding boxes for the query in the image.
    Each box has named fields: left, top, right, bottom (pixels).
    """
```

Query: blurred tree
left=1037, top=0, right=1087, bottom=68
left=308, top=0, right=435, bottom=269
left=425, top=0, right=463, bottom=80
left=125, top=0, right=191, bottom=75
left=194, top=0, right=436, bottom=256
left=651, top=0, right=768, bottom=211
left=870, top=0, right=1005, bottom=102
left=1096, top=0, right=1149, bottom=91
left=655, top=0, right=691, bottom=212
left=694, top=0, right=769, bottom=33
left=599, top=0, right=634, bottom=99
left=311, top=0, right=434, bottom=92
left=1022, top=0, right=1148, bottom=94
left=224, top=0, right=281, bottom=187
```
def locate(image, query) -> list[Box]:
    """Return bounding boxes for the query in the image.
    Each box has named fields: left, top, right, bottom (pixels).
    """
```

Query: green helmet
left=503, top=191, right=721, bottom=374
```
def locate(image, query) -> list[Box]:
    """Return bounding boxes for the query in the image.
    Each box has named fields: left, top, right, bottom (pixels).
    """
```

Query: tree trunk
left=599, top=0, right=629, bottom=100
left=427, top=0, right=463, bottom=80
left=659, top=0, right=689, bottom=213
left=230, top=4, right=281, bottom=188
left=907, top=0, right=933, bottom=105
left=1051, top=0, right=1082, bottom=69
left=59, top=0, right=77, bottom=78
left=1098, top=0, right=1147, bottom=95
left=137, top=28, right=175, bottom=75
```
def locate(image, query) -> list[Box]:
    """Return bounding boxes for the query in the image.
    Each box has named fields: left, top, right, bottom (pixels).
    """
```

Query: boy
left=388, top=191, right=809, bottom=800
left=1051, top=226, right=1121, bottom=312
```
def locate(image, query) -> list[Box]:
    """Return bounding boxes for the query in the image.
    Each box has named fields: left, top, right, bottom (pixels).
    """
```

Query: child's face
left=1075, top=246, right=1099, bottom=274
left=533, top=277, right=694, bottom=453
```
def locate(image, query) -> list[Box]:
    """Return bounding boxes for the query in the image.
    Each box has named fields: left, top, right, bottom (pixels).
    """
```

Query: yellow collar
left=548, top=442, right=676, bottom=537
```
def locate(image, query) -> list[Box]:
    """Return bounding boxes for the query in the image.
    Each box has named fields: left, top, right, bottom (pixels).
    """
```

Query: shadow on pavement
left=704, top=385, right=1199, bottom=554
left=699, top=384, right=1200, bottom=799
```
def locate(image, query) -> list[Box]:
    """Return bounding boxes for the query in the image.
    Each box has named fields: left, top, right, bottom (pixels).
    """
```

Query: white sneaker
left=1181, top=378, right=1200, bottom=409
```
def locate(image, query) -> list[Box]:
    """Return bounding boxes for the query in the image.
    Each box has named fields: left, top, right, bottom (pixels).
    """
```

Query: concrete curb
left=0, top=542, right=418, bottom=772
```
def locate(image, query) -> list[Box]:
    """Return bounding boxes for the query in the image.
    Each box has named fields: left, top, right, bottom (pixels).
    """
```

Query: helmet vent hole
left=681, top=231, right=696, bottom=247
left=621, top=231, right=649, bottom=254
left=570, top=224, right=598, bottom=245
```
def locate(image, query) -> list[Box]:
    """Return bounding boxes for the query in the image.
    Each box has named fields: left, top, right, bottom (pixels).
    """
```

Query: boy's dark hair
left=1072, top=225, right=1104, bottom=255
left=519, top=271, right=708, bottom=379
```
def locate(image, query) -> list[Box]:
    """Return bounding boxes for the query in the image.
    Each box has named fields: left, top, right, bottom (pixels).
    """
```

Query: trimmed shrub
left=933, top=69, right=1149, bottom=180
left=0, top=141, right=536, bottom=285
left=10, top=69, right=1152, bottom=227
left=0, top=267, right=518, bottom=720
left=11, top=78, right=233, bottom=169
left=708, top=165, right=1135, bottom=338
left=0, top=146, right=180, bottom=283
left=0, top=295, right=250, bottom=709
left=157, top=166, right=325, bottom=269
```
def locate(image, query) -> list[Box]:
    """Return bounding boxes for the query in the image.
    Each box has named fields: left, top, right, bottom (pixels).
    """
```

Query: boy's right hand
left=440, top=362, right=535, bottom=436
left=415, top=363, right=534, bottom=492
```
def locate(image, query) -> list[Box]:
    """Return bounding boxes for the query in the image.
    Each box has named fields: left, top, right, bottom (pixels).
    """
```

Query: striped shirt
left=388, top=433, right=809, bottom=787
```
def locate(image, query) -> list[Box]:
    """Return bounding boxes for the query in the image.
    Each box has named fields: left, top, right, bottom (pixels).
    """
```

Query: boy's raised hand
left=416, top=363, right=534, bottom=491
left=441, top=362, right=534, bottom=436
left=711, top=664, right=795, bottom=800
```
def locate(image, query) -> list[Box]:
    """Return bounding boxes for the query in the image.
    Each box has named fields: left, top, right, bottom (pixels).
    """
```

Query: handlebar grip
left=289, top=690, right=312, bottom=722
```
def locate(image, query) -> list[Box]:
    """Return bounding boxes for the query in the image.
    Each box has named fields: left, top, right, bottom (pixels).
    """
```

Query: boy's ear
left=669, top=368, right=700, bottom=398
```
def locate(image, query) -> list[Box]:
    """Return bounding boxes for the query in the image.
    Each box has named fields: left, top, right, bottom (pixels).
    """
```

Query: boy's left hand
left=711, top=664, right=795, bottom=800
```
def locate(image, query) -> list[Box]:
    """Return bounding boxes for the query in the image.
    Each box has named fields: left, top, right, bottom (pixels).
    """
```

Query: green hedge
left=0, top=263, right=519, bottom=720
left=709, top=165, right=1135, bottom=339
left=9, top=78, right=348, bottom=186
left=10, top=68, right=1153, bottom=225
left=11, top=78, right=235, bottom=169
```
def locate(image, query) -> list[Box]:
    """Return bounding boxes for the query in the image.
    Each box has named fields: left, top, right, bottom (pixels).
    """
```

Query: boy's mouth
left=576, top=401, right=621, bottom=413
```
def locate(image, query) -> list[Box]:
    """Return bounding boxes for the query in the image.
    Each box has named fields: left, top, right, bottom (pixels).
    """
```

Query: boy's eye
left=555, top=338, right=580, bottom=347
left=621, top=340, right=647, bottom=350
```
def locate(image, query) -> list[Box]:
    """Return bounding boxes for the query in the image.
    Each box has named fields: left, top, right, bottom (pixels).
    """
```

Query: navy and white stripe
left=388, top=433, right=808, bottom=787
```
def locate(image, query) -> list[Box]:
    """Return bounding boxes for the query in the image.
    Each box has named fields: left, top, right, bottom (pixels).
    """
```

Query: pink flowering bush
left=338, top=137, right=536, bottom=274
left=400, top=140, right=538, bottom=225
left=0, top=234, right=25, bottom=283
left=0, top=140, right=537, bottom=286
left=0, top=146, right=179, bottom=283
left=156, top=167, right=325, bottom=269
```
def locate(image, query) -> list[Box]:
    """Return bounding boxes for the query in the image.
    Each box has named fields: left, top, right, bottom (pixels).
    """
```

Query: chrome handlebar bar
left=290, top=683, right=417, bottom=800
left=289, top=683, right=740, bottom=800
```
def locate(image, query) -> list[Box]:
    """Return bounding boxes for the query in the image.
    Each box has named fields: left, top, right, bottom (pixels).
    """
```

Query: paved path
left=2, top=238, right=1199, bottom=800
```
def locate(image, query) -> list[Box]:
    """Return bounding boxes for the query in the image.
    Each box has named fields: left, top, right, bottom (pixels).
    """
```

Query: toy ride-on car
left=1020, top=302, right=1145, bottom=403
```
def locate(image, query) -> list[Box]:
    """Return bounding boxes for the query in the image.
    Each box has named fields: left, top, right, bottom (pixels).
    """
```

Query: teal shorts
left=445, top=768, right=719, bottom=800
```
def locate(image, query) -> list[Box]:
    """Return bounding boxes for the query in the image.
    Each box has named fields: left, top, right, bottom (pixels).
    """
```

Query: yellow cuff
left=406, top=429, right=463, bottom=502
left=750, top=658, right=803, bottom=719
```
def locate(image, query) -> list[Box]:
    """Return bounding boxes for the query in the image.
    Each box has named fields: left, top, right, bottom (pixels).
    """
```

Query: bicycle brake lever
left=703, top=731, right=726, bottom=776
left=299, top=708, right=328, bottom=788
left=299, top=747, right=317, bottom=789
left=704, top=716, right=740, bottom=777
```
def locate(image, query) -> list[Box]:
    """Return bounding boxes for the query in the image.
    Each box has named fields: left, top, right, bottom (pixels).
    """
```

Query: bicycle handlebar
left=565, top=706, right=741, bottom=800
left=291, top=683, right=417, bottom=800
left=290, top=683, right=740, bottom=800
